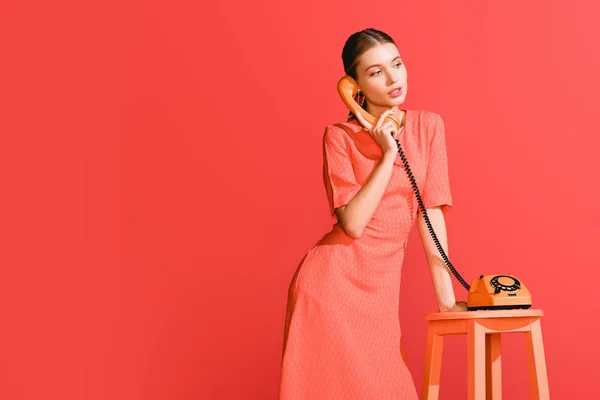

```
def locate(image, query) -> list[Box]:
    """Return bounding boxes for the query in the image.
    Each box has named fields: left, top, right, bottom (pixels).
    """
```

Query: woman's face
left=355, top=42, right=408, bottom=109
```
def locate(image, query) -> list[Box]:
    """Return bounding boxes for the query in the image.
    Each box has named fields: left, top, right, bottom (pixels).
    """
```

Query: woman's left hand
left=448, top=301, right=468, bottom=312
left=440, top=301, right=468, bottom=312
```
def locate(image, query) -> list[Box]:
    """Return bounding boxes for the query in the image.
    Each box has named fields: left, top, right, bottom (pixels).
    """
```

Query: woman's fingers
left=373, top=109, right=394, bottom=132
left=355, top=108, right=398, bottom=137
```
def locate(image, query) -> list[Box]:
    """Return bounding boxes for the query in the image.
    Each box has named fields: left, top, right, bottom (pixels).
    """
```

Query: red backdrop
left=1, top=0, right=598, bottom=399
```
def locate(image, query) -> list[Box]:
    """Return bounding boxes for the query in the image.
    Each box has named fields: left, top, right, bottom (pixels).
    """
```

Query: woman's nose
left=386, top=71, right=398, bottom=84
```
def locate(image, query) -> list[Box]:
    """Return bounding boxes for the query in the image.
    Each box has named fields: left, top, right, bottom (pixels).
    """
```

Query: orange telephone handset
left=337, top=76, right=402, bottom=130
left=336, top=75, right=532, bottom=311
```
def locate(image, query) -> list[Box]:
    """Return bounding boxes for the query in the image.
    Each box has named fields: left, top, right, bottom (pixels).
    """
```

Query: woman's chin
left=388, top=98, right=405, bottom=108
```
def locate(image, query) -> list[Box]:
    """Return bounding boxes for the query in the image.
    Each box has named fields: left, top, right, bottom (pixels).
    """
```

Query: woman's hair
left=341, top=28, right=397, bottom=120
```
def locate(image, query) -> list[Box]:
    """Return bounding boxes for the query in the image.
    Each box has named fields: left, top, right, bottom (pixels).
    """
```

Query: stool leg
left=485, top=333, right=502, bottom=400
left=468, top=320, right=486, bottom=400
left=524, top=319, right=550, bottom=399
left=422, top=324, right=444, bottom=400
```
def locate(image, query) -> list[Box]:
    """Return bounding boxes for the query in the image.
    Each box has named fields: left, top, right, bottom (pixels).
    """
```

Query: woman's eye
left=370, top=63, right=401, bottom=76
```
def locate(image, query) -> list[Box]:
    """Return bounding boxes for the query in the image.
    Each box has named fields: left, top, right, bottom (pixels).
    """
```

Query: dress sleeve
left=421, top=113, right=453, bottom=213
left=322, top=125, right=362, bottom=217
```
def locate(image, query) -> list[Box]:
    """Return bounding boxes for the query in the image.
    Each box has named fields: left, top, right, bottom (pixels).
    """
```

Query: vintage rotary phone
left=337, top=75, right=532, bottom=311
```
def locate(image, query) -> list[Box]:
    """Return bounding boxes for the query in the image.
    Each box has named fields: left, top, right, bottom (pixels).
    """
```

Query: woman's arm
left=335, top=152, right=396, bottom=239
left=417, top=206, right=462, bottom=312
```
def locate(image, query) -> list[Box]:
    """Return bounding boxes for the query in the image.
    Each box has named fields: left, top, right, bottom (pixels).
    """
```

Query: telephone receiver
left=337, top=75, right=532, bottom=311
left=337, top=75, right=403, bottom=130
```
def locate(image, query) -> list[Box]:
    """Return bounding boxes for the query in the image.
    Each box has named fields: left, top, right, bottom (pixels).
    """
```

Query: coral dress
left=279, top=109, right=453, bottom=399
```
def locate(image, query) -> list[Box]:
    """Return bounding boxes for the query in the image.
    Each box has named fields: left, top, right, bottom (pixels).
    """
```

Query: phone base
left=467, top=304, right=532, bottom=311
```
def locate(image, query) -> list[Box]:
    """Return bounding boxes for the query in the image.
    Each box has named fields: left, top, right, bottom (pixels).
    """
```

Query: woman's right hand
left=354, top=109, right=399, bottom=157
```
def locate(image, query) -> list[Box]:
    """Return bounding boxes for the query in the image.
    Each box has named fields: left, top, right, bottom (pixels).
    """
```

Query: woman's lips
left=388, top=87, right=403, bottom=98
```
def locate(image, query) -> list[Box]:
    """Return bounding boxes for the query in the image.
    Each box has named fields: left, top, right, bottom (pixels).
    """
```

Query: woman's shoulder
left=322, top=118, right=362, bottom=143
left=328, top=116, right=362, bottom=130
left=411, top=109, right=446, bottom=141
left=411, top=109, right=444, bottom=124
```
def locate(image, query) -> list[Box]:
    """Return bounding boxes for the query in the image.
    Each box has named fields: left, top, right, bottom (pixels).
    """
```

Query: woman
left=279, top=28, right=467, bottom=399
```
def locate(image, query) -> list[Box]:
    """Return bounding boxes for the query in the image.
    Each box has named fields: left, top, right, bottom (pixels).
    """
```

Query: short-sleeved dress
left=279, top=109, right=453, bottom=399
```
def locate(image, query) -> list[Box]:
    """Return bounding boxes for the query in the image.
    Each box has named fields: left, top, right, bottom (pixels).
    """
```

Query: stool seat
left=425, top=308, right=543, bottom=320
left=422, top=308, right=549, bottom=400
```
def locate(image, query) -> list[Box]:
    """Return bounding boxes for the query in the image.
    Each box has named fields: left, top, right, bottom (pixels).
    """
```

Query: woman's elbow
left=343, top=223, right=364, bottom=239
left=338, top=218, right=364, bottom=239
left=339, top=218, right=365, bottom=240
left=335, top=206, right=365, bottom=239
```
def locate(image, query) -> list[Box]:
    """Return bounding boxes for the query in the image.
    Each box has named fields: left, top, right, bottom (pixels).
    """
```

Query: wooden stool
left=422, top=309, right=549, bottom=400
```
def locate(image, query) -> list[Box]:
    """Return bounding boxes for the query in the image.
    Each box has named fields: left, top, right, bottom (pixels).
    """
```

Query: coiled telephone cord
left=394, top=137, right=471, bottom=291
